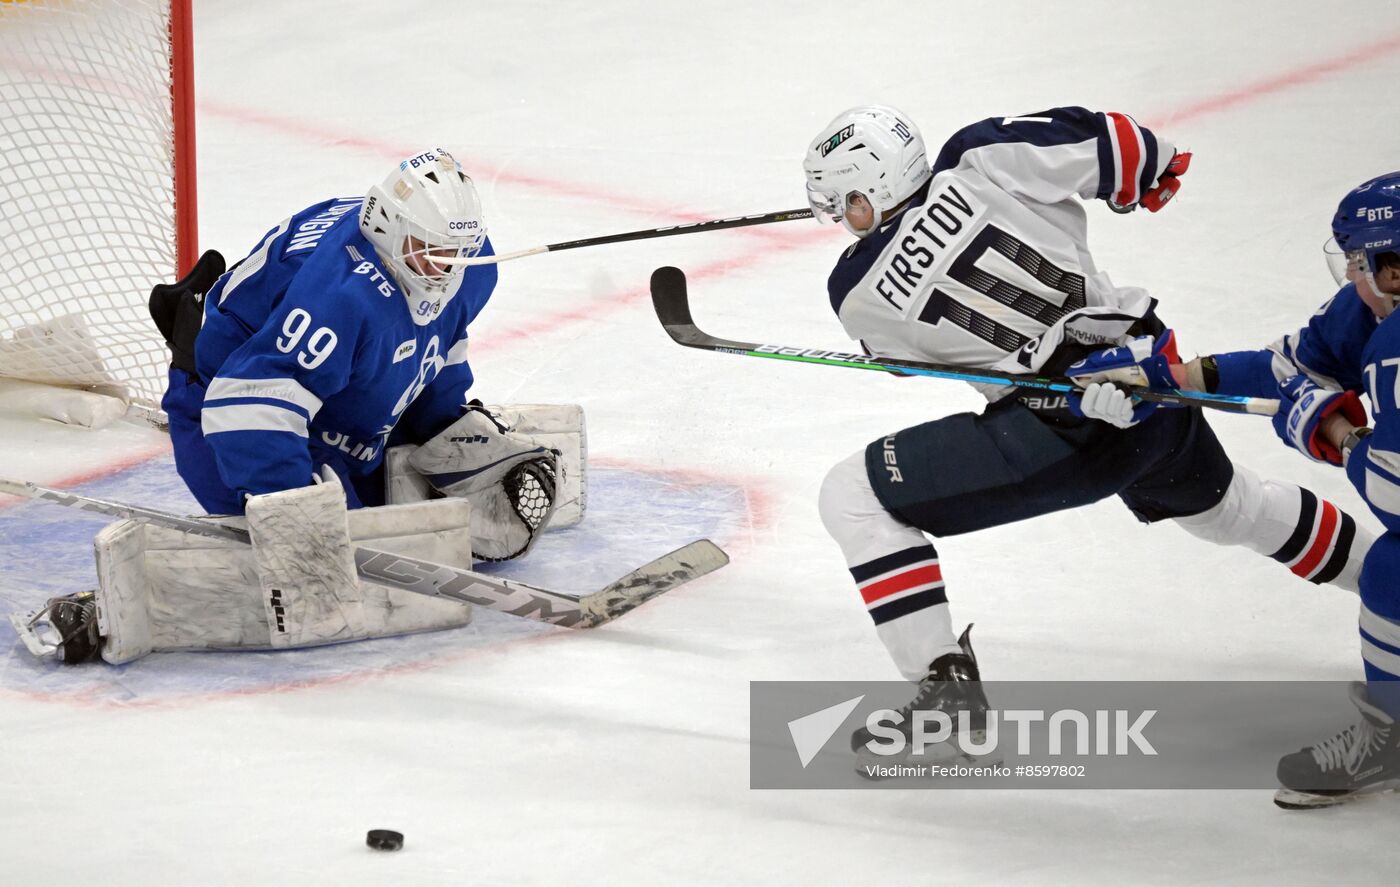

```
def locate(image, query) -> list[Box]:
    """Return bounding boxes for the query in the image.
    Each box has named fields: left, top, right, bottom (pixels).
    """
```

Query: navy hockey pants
left=865, top=396, right=1235, bottom=537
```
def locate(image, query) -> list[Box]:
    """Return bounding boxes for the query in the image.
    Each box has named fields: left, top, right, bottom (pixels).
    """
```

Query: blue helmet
left=1327, top=171, right=1400, bottom=285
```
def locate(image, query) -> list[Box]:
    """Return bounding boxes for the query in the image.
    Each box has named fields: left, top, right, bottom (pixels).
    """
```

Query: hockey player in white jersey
left=804, top=106, right=1375, bottom=763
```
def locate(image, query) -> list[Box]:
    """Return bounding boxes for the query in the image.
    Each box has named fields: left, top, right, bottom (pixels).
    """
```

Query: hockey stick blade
left=434, top=208, right=814, bottom=267
left=0, top=477, right=727, bottom=629
left=576, top=539, right=729, bottom=627
left=649, top=266, right=1278, bottom=416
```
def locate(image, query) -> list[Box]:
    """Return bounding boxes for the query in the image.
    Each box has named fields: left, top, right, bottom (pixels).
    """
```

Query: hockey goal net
left=0, top=0, right=196, bottom=422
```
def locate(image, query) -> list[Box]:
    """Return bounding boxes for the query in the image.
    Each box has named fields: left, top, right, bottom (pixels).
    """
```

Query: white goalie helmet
left=803, top=105, right=931, bottom=237
left=359, top=148, right=486, bottom=290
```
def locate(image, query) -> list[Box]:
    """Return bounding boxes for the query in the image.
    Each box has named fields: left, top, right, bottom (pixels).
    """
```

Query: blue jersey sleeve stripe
left=201, top=395, right=311, bottom=421
left=1366, top=446, right=1400, bottom=484
left=1361, top=603, right=1400, bottom=650
left=1362, top=465, right=1400, bottom=518
left=1361, top=635, right=1400, bottom=681
left=202, top=402, right=309, bottom=438
left=205, top=376, right=322, bottom=415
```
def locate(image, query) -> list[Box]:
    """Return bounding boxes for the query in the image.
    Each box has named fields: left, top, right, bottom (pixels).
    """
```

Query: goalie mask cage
left=0, top=0, right=196, bottom=416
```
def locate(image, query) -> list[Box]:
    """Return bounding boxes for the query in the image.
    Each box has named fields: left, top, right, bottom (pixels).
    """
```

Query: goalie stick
left=0, top=477, right=728, bottom=629
left=648, top=266, right=1278, bottom=416
left=431, top=208, right=813, bottom=267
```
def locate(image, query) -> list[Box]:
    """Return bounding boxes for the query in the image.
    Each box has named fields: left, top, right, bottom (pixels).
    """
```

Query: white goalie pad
left=387, top=403, right=586, bottom=560
left=245, top=482, right=364, bottom=648
left=93, top=484, right=476, bottom=664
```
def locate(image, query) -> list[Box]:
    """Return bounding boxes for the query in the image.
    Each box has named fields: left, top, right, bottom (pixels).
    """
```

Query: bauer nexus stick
left=0, top=478, right=728, bottom=629
left=431, top=208, right=814, bottom=267
left=649, top=266, right=1278, bottom=416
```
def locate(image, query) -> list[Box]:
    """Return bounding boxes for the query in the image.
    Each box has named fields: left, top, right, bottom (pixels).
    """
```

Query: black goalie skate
left=1274, top=682, right=1400, bottom=809
left=9, top=590, right=103, bottom=664
left=852, top=625, right=995, bottom=777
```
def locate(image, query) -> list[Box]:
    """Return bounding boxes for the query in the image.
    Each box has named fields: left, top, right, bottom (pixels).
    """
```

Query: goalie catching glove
left=408, top=401, right=562, bottom=561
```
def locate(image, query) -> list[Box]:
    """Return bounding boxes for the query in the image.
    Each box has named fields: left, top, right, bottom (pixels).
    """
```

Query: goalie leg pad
left=92, top=496, right=476, bottom=663
left=246, top=481, right=366, bottom=649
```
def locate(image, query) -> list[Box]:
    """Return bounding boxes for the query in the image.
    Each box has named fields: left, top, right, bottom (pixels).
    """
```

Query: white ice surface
left=4, top=1, right=1400, bottom=883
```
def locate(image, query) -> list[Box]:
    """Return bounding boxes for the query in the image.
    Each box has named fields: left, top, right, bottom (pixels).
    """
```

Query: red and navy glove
left=1109, top=151, right=1192, bottom=214
left=1141, top=151, right=1191, bottom=212
left=1272, top=375, right=1367, bottom=465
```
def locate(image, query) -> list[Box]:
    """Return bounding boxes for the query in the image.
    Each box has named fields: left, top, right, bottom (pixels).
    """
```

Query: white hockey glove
left=1075, top=381, right=1142, bottom=429
left=408, top=401, right=561, bottom=561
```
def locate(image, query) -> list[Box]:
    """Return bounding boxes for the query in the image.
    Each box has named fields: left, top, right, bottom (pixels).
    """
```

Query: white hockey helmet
left=359, top=148, right=486, bottom=289
left=803, top=105, right=931, bottom=237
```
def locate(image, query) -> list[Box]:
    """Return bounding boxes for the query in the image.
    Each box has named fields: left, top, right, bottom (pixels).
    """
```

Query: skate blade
left=1274, top=778, right=1400, bottom=810
left=7, top=608, right=59, bottom=659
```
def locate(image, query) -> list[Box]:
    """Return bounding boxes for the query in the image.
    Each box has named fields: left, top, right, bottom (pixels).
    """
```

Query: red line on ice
left=1146, top=31, right=1400, bottom=128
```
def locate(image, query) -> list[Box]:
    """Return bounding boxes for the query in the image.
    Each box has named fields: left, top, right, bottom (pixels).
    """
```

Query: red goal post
left=0, top=0, right=198, bottom=422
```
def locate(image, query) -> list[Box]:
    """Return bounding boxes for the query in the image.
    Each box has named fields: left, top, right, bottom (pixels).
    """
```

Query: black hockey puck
left=366, top=829, right=404, bottom=851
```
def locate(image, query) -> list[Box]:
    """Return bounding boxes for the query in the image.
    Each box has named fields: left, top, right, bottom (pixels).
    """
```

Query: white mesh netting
left=0, top=0, right=178, bottom=412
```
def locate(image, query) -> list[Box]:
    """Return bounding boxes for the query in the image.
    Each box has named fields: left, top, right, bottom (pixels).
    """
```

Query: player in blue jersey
left=3, top=148, right=589, bottom=665
left=1160, top=173, right=1400, bottom=807
left=149, top=148, right=568, bottom=561
left=801, top=106, right=1376, bottom=767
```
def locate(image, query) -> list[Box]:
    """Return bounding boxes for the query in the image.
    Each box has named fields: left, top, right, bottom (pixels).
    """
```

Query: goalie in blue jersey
left=9, top=148, right=595, bottom=665
left=149, top=148, right=585, bottom=566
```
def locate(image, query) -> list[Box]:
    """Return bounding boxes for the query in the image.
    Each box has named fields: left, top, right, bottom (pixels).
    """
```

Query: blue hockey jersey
left=1212, top=286, right=1400, bottom=531
left=194, top=197, right=498, bottom=504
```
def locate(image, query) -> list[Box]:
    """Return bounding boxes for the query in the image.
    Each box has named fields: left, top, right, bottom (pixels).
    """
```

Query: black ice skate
left=1274, top=682, right=1400, bottom=809
left=852, top=625, right=995, bottom=777
left=8, top=590, right=102, bottom=664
